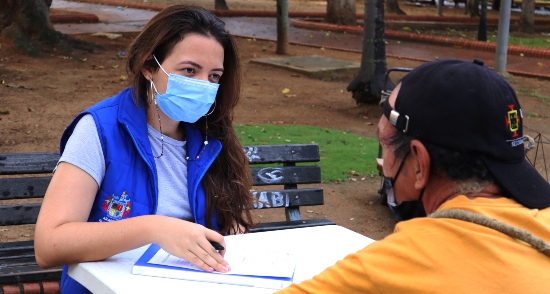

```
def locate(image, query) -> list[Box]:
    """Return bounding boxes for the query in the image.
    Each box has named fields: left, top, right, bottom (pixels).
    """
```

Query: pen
left=210, top=241, right=225, bottom=251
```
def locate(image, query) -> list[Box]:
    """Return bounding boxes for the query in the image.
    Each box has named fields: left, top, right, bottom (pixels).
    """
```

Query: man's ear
left=410, top=139, right=431, bottom=190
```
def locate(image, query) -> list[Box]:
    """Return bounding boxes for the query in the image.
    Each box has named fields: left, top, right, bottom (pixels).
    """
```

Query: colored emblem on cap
left=506, top=104, right=520, bottom=138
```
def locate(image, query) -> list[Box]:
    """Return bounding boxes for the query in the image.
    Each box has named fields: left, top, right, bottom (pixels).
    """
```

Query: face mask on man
left=384, top=152, right=427, bottom=221
left=150, top=54, right=219, bottom=123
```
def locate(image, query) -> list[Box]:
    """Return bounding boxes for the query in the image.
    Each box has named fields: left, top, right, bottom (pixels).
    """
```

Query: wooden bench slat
left=0, top=254, right=36, bottom=262
left=0, top=268, right=62, bottom=284
left=250, top=166, right=321, bottom=186
left=0, top=204, right=41, bottom=226
left=1, top=257, right=39, bottom=267
left=244, top=144, right=320, bottom=164
left=0, top=177, right=51, bottom=200
left=0, top=245, right=35, bottom=259
left=0, top=241, right=34, bottom=251
left=0, top=153, right=58, bottom=175
left=251, top=188, right=323, bottom=209
left=0, top=188, right=324, bottom=225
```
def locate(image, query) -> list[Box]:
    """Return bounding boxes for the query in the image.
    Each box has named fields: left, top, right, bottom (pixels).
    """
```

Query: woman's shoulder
left=88, top=88, right=134, bottom=112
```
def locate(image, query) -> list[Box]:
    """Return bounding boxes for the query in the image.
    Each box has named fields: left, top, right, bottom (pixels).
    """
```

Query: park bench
left=0, top=143, right=333, bottom=291
left=0, top=153, right=61, bottom=293
left=245, top=144, right=334, bottom=232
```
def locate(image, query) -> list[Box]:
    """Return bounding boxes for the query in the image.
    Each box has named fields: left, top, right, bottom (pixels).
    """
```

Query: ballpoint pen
left=209, top=241, right=225, bottom=251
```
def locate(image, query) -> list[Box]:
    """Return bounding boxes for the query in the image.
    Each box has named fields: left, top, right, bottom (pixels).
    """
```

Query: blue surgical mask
left=151, top=55, right=219, bottom=123
left=384, top=152, right=426, bottom=221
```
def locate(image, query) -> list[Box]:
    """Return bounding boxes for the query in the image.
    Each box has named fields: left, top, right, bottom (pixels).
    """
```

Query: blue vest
left=58, top=88, right=221, bottom=293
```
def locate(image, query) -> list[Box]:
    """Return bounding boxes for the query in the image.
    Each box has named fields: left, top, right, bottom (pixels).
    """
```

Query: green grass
left=531, top=92, right=550, bottom=101
left=488, top=35, right=550, bottom=49
left=432, top=28, right=550, bottom=50
left=235, top=124, right=380, bottom=183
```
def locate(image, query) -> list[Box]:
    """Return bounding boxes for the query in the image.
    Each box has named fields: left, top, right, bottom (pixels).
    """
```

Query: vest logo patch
left=101, top=191, right=131, bottom=221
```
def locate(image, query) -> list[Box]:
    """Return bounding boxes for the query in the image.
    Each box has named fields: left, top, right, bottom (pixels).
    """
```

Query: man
left=277, top=59, right=550, bottom=293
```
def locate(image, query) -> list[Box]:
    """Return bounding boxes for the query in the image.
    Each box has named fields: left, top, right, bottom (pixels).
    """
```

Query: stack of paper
left=132, top=237, right=296, bottom=290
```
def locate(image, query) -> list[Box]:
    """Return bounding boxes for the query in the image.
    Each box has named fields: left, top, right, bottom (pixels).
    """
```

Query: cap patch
left=506, top=104, right=520, bottom=138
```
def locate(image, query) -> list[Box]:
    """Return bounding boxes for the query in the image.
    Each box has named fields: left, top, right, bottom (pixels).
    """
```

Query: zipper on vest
left=190, top=140, right=222, bottom=229
left=123, top=123, right=159, bottom=214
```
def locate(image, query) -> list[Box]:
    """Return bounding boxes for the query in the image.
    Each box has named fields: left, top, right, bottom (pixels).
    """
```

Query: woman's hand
left=154, top=218, right=231, bottom=273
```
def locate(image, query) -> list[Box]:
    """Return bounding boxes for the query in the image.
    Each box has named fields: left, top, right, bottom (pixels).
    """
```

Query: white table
left=69, top=225, right=375, bottom=293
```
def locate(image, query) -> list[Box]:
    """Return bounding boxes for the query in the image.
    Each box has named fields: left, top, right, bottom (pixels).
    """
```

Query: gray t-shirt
left=60, top=114, right=193, bottom=221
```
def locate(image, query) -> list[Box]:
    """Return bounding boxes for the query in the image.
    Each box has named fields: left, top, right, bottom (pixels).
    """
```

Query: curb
left=65, top=0, right=550, bottom=24
left=291, top=19, right=550, bottom=59
left=384, top=14, right=550, bottom=25
left=50, top=13, right=99, bottom=24
left=69, top=0, right=168, bottom=11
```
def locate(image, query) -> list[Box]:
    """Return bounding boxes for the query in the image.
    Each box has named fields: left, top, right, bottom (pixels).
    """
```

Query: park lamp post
left=495, top=0, right=512, bottom=73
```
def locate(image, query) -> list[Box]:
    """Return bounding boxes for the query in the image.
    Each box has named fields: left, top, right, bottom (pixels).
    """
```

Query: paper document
left=148, top=245, right=295, bottom=278
left=132, top=234, right=296, bottom=289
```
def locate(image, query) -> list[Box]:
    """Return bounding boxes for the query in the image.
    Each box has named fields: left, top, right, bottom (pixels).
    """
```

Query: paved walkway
left=51, top=0, right=550, bottom=79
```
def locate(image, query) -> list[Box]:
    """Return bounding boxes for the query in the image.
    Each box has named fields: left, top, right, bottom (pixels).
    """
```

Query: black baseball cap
left=383, top=58, right=550, bottom=209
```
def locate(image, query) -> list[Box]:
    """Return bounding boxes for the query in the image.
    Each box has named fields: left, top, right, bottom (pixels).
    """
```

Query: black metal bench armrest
left=249, top=218, right=336, bottom=233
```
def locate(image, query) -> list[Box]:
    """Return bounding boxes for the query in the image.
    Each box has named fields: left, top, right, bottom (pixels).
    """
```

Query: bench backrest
left=245, top=144, right=323, bottom=222
left=0, top=144, right=324, bottom=226
left=0, top=153, right=58, bottom=226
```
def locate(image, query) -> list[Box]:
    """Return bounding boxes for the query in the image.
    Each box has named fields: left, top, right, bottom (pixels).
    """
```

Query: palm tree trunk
left=0, top=0, right=102, bottom=56
left=326, top=0, right=357, bottom=26
left=215, top=0, right=229, bottom=10
left=276, top=0, right=289, bottom=55
left=346, top=0, right=390, bottom=105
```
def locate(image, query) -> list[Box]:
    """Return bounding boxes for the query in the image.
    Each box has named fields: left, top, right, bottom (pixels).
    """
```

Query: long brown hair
left=126, top=5, right=255, bottom=234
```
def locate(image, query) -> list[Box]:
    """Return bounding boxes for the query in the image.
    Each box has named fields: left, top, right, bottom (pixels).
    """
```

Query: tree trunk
left=519, top=0, right=535, bottom=33
left=493, top=0, right=501, bottom=10
left=326, top=0, right=357, bottom=26
left=276, top=0, right=289, bottom=55
left=477, top=0, right=487, bottom=40
left=215, top=0, right=230, bottom=10
left=386, top=0, right=406, bottom=15
left=0, top=0, right=101, bottom=56
left=346, top=0, right=391, bottom=105
left=466, top=0, right=480, bottom=17
left=438, top=0, right=444, bottom=16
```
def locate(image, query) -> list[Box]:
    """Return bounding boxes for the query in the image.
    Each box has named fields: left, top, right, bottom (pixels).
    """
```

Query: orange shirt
left=277, top=196, right=550, bottom=293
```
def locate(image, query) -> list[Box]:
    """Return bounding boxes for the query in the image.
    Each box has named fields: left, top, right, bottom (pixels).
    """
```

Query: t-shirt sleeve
left=58, top=114, right=105, bottom=187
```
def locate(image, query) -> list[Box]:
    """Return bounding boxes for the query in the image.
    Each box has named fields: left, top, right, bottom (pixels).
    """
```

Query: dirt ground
left=1, top=0, right=549, bottom=243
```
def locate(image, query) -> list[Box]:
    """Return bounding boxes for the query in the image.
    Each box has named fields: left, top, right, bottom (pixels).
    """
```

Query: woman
left=34, top=5, right=255, bottom=293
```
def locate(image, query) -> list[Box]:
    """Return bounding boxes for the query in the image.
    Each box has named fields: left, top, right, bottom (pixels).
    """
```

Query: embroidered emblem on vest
left=102, top=191, right=131, bottom=220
